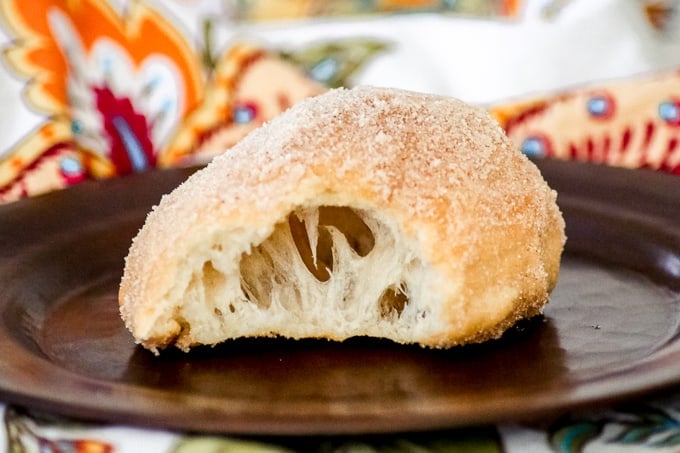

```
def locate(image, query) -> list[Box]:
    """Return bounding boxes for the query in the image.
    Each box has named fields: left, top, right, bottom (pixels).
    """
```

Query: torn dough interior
left=159, top=204, right=440, bottom=350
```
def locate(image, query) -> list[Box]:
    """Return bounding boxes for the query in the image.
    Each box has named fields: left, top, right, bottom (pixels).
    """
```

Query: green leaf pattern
left=549, top=403, right=680, bottom=452
left=280, top=39, right=391, bottom=88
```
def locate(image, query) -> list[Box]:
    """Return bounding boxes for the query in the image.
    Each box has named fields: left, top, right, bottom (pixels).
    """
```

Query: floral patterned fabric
left=1, top=0, right=680, bottom=451
left=3, top=397, right=680, bottom=452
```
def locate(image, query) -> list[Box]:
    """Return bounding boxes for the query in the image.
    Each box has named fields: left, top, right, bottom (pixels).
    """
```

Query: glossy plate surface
left=0, top=159, right=679, bottom=435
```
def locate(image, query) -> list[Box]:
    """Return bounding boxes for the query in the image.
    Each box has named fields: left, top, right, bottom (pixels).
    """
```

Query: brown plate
left=0, top=159, right=679, bottom=435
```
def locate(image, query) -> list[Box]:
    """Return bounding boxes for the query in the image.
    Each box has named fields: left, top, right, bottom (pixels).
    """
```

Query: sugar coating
left=173, top=87, right=541, bottom=224
left=162, top=87, right=550, bottom=250
left=120, top=85, right=564, bottom=350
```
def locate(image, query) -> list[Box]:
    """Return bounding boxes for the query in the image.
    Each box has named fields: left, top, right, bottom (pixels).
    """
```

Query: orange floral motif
left=0, top=0, right=332, bottom=203
left=0, top=0, right=204, bottom=201
left=2, top=0, right=201, bottom=116
left=233, top=0, right=522, bottom=21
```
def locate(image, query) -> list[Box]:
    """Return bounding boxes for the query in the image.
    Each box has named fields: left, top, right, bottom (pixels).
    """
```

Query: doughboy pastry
left=119, top=86, right=565, bottom=353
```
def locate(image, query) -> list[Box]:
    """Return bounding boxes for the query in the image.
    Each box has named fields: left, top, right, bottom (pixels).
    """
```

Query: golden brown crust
left=119, top=86, right=565, bottom=352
